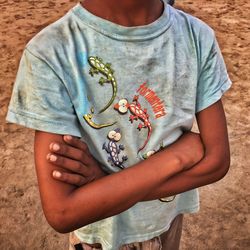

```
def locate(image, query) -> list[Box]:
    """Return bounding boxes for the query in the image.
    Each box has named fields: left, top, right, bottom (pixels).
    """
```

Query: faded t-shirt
left=6, top=0, right=232, bottom=249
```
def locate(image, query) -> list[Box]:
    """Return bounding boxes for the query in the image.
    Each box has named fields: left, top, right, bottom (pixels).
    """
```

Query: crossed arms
left=34, top=100, right=230, bottom=233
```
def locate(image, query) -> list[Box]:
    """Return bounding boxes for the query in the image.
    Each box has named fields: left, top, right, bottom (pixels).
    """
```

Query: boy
left=6, top=0, right=231, bottom=249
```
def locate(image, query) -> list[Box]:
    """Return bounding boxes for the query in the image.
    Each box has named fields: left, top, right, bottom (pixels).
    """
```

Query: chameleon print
left=88, top=56, right=117, bottom=113
left=83, top=107, right=116, bottom=129
left=114, top=95, right=152, bottom=154
left=102, top=128, right=128, bottom=169
left=83, top=113, right=116, bottom=129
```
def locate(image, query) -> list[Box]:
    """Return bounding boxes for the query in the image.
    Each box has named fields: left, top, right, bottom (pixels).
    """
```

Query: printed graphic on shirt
left=114, top=95, right=152, bottom=153
left=159, top=196, right=176, bottom=202
left=102, top=128, right=128, bottom=169
left=137, top=82, right=167, bottom=119
left=88, top=56, right=117, bottom=113
left=142, top=142, right=164, bottom=159
left=83, top=107, right=116, bottom=129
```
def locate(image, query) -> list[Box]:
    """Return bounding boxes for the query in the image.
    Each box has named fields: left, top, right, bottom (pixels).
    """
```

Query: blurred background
left=0, top=0, right=249, bottom=249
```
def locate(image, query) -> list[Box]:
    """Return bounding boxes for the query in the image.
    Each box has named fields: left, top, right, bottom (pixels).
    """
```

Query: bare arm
left=47, top=100, right=228, bottom=200
left=143, top=100, right=230, bottom=200
left=34, top=129, right=200, bottom=233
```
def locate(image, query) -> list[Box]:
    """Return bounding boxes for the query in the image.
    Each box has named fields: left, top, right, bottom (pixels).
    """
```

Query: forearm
left=45, top=147, right=182, bottom=232
left=41, top=131, right=205, bottom=232
left=143, top=100, right=231, bottom=202
left=143, top=151, right=230, bottom=201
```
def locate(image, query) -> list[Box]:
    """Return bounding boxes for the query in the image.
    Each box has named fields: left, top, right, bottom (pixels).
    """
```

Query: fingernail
left=46, top=153, right=51, bottom=160
left=49, top=155, right=57, bottom=162
left=53, top=171, right=61, bottom=178
left=52, top=143, right=60, bottom=151
left=65, top=135, right=72, bottom=141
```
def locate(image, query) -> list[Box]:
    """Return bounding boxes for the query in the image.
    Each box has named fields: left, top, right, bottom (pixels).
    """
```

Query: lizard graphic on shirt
left=114, top=95, right=152, bottom=153
left=102, top=128, right=128, bottom=169
left=83, top=107, right=116, bottom=129
left=88, top=56, right=117, bottom=114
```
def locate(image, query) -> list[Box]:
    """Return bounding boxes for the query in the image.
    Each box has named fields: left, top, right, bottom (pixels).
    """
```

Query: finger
left=52, top=170, right=88, bottom=187
left=63, top=135, right=90, bottom=155
left=47, top=153, right=90, bottom=176
left=49, top=142, right=92, bottom=165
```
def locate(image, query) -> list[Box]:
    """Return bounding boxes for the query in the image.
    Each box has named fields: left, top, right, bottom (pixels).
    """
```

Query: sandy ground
left=0, top=0, right=249, bottom=249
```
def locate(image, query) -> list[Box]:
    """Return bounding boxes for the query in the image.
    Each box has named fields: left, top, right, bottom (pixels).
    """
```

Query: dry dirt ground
left=0, top=0, right=249, bottom=249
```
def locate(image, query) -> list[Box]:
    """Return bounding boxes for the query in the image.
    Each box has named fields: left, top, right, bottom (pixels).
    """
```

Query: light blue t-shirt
left=6, top=0, right=232, bottom=249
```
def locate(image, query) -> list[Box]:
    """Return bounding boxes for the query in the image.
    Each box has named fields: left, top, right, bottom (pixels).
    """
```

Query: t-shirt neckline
left=72, top=0, right=172, bottom=41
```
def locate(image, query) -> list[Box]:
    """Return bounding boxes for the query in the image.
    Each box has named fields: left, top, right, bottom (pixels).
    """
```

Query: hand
left=46, top=135, right=107, bottom=186
left=168, top=131, right=204, bottom=170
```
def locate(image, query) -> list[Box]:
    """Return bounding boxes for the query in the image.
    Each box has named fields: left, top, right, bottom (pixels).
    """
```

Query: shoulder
left=169, top=6, right=216, bottom=45
left=25, top=3, right=86, bottom=61
left=168, top=6, right=218, bottom=66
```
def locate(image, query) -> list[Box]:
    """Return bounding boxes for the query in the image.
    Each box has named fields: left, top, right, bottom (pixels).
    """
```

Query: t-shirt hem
left=74, top=205, right=199, bottom=249
left=6, top=109, right=82, bottom=137
left=120, top=206, right=199, bottom=243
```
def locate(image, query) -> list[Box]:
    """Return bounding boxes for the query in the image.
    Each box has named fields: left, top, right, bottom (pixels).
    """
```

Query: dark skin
left=81, top=0, right=164, bottom=27
left=47, top=100, right=230, bottom=197
left=36, top=100, right=230, bottom=233
left=36, top=129, right=203, bottom=233
left=33, top=0, right=230, bottom=233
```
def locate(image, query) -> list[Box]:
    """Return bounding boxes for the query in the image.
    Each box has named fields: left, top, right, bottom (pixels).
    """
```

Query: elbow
left=213, top=154, right=231, bottom=182
left=44, top=205, right=88, bottom=234
left=52, top=224, right=74, bottom=234
left=45, top=207, right=73, bottom=234
left=49, top=217, right=72, bottom=234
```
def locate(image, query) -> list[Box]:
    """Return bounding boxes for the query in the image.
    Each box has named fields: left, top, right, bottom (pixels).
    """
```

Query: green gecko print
left=83, top=107, right=116, bottom=129
left=88, top=56, right=118, bottom=113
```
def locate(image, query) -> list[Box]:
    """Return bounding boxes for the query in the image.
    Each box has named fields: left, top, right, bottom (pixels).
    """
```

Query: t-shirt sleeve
left=195, top=35, right=232, bottom=113
left=6, top=48, right=82, bottom=137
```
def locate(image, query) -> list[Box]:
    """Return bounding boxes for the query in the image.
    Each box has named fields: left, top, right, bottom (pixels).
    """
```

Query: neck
left=81, top=0, right=164, bottom=27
